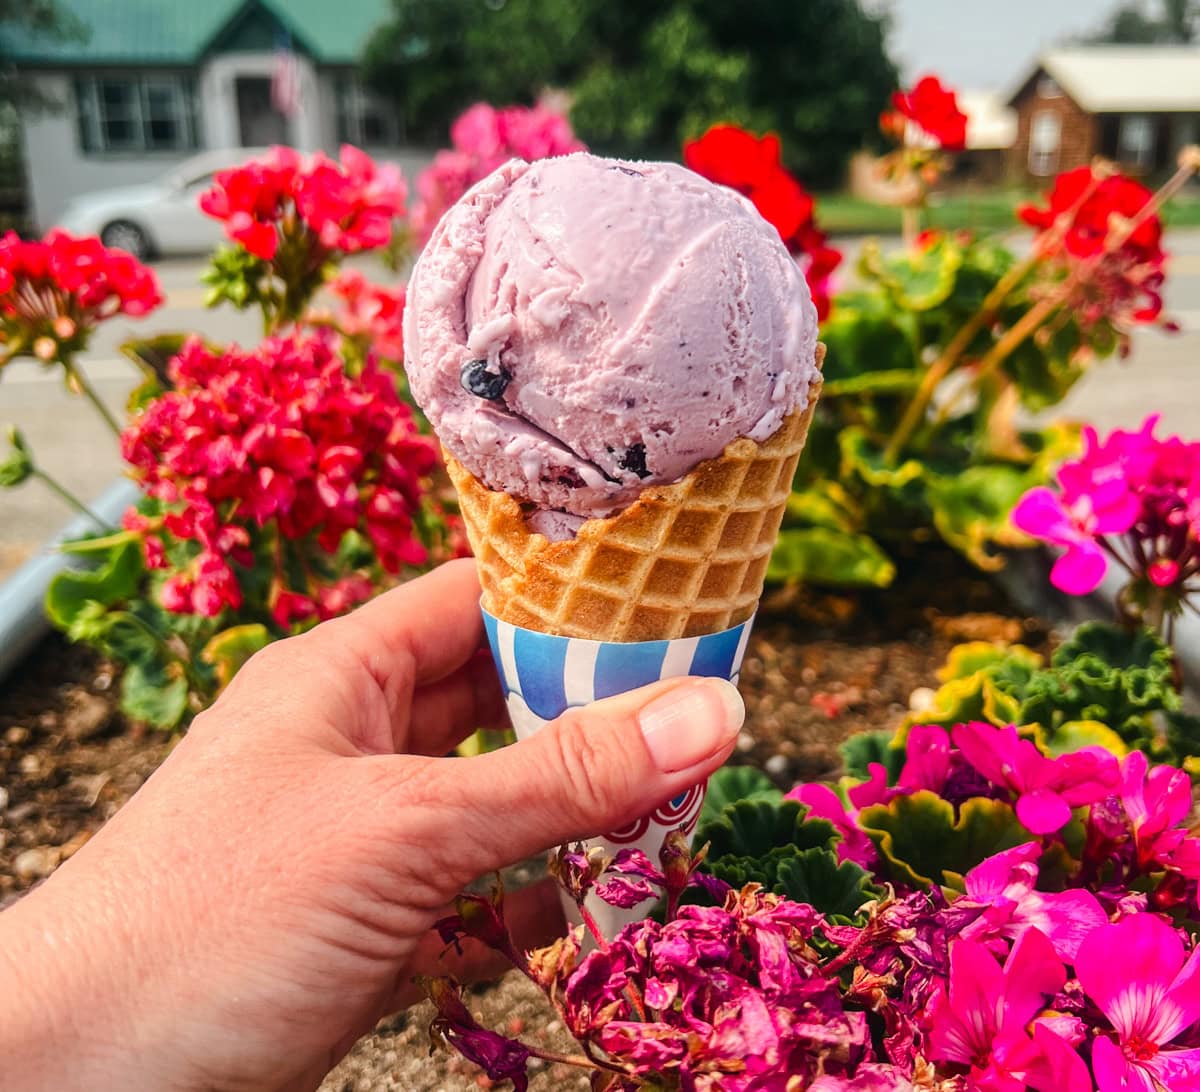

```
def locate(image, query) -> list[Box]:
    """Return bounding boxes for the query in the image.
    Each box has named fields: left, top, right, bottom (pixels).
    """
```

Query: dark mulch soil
left=0, top=548, right=1056, bottom=1090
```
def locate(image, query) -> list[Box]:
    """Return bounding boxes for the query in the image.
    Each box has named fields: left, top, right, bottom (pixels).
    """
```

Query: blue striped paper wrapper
left=481, top=608, right=756, bottom=929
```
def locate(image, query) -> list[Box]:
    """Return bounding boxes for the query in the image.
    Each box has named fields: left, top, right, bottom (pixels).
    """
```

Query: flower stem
left=62, top=357, right=123, bottom=437
left=32, top=468, right=109, bottom=530
left=882, top=168, right=1107, bottom=465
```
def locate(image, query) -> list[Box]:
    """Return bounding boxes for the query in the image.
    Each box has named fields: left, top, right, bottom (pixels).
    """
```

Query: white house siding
left=21, top=74, right=198, bottom=230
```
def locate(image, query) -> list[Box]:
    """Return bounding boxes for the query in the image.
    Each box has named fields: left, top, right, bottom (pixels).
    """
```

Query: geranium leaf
left=772, top=848, right=881, bottom=921
left=768, top=527, right=896, bottom=588
left=938, top=641, right=1043, bottom=683
left=698, top=765, right=781, bottom=829
left=120, top=658, right=189, bottom=729
left=200, top=624, right=272, bottom=692
left=44, top=540, right=144, bottom=631
left=839, top=730, right=905, bottom=784
left=859, top=791, right=1029, bottom=887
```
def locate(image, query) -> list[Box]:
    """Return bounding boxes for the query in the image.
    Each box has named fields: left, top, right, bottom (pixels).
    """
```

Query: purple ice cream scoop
left=402, top=152, right=820, bottom=532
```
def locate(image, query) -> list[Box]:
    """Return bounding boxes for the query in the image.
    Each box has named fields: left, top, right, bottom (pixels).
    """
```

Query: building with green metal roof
left=2, top=0, right=404, bottom=229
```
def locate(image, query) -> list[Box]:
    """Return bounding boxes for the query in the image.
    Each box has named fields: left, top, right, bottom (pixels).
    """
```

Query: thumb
left=433, top=675, right=744, bottom=881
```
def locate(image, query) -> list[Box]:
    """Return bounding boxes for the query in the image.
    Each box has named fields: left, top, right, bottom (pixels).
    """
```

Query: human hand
left=0, top=559, right=745, bottom=1091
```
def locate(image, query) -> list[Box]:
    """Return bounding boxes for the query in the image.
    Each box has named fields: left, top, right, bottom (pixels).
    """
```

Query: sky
left=883, top=0, right=1123, bottom=91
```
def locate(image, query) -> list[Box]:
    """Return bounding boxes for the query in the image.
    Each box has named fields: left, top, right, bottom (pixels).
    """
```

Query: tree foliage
left=363, top=0, right=897, bottom=187
left=1090, top=0, right=1198, bottom=43
left=0, top=0, right=85, bottom=111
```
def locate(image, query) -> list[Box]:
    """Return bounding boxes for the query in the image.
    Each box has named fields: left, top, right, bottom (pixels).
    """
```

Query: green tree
left=363, top=0, right=897, bottom=188
left=0, top=0, right=85, bottom=110
left=1091, top=0, right=1198, bottom=43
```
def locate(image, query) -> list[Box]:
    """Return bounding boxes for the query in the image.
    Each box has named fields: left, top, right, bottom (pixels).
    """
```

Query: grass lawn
left=817, top=186, right=1200, bottom=237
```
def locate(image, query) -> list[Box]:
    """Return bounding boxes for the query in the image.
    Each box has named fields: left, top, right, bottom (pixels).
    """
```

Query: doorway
left=235, top=77, right=288, bottom=146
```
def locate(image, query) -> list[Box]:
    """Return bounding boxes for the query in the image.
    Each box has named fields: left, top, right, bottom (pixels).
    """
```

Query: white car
left=55, top=148, right=267, bottom=259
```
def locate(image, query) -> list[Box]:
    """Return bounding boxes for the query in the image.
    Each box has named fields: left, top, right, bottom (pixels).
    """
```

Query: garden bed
left=0, top=550, right=1051, bottom=1090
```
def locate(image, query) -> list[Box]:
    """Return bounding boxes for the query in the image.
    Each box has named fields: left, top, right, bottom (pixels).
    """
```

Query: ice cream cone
left=446, top=347, right=823, bottom=642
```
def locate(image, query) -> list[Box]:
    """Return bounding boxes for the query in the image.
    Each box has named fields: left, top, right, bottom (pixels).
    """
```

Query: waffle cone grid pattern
left=446, top=361, right=823, bottom=643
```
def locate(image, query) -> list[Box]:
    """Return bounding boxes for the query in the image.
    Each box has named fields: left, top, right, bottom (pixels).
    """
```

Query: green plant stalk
left=61, top=356, right=123, bottom=437
left=31, top=467, right=109, bottom=530
left=955, top=153, right=1200, bottom=407
left=882, top=169, right=1107, bottom=465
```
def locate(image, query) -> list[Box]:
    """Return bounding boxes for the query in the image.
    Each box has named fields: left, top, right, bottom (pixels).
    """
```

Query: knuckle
left=545, top=710, right=635, bottom=829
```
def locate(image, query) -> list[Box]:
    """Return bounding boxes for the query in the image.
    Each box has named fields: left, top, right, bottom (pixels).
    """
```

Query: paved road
left=2, top=233, right=1199, bottom=580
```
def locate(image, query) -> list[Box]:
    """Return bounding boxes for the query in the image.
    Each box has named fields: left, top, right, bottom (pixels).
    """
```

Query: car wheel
left=100, top=220, right=152, bottom=260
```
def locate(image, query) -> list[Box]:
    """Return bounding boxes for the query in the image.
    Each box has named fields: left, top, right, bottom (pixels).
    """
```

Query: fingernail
left=637, top=678, right=744, bottom=773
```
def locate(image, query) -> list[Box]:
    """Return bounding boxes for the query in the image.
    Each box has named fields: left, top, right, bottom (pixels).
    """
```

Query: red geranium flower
left=0, top=229, right=162, bottom=367
left=1018, top=166, right=1168, bottom=330
left=683, top=124, right=841, bottom=320
left=887, top=76, right=968, bottom=152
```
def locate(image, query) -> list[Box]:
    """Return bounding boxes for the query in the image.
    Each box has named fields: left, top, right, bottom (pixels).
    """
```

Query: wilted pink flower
left=1076, top=913, right=1200, bottom=1091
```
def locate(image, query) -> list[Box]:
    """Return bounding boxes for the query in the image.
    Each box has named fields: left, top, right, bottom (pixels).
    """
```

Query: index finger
left=316, top=559, right=487, bottom=718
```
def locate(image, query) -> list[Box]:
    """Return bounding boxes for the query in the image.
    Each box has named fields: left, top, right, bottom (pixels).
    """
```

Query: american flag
left=271, top=34, right=301, bottom=118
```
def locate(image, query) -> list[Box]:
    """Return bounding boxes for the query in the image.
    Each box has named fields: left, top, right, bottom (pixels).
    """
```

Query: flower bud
left=53, top=315, right=77, bottom=339
left=33, top=336, right=57, bottom=362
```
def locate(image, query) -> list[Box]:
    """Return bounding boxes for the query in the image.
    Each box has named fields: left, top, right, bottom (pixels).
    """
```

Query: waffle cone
left=446, top=349, right=823, bottom=642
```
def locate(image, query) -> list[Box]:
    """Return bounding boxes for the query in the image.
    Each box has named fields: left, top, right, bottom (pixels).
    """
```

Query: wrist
left=0, top=861, right=178, bottom=1090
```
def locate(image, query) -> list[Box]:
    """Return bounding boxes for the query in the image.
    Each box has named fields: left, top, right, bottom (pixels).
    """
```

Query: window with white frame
left=1119, top=114, right=1155, bottom=169
left=75, top=76, right=199, bottom=154
left=335, top=76, right=400, bottom=146
left=1029, top=110, right=1061, bottom=176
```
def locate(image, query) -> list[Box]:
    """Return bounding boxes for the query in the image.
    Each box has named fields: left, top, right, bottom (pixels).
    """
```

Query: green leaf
left=119, top=332, right=194, bottom=390
left=44, top=541, right=144, bottom=631
left=858, top=235, right=964, bottom=312
left=900, top=671, right=1022, bottom=736
left=939, top=641, right=1043, bottom=683
left=200, top=624, right=272, bottom=692
left=839, top=427, right=926, bottom=492
left=0, top=426, right=34, bottom=487
left=768, top=527, right=896, bottom=588
left=696, top=800, right=837, bottom=862
left=817, top=289, right=920, bottom=386
left=783, top=480, right=861, bottom=534
left=120, top=659, right=189, bottom=729
left=839, top=730, right=905, bottom=784
left=57, top=530, right=140, bottom=555
left=926, top=464, right=1034, bottom=572
left=859, top=791, right=1030, bottom=887
left=773, top=849, right=878, bottom=920
left=699, top=765, right=782, bottom=829
left=1045, top=720, right=1129, bottom=758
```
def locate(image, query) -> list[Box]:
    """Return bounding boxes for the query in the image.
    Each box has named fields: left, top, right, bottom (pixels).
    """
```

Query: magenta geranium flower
left=787, top=782, right=880, bottom=869
left=1012, top=486, right=1112, bottom=594
left=1118, top=750, right=1200, bottom=878
left=952, top=722, right=1119, bottom=834
left=1076, top=913, right=1200, bottom=1091
left=1014, top=416, right=1200, bottom=610
left=960, top=843, right=1107, bottom=962
left=928, top=926, right=1066, bottom=1086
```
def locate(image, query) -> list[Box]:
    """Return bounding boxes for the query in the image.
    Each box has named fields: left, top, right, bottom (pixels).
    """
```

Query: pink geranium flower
left=1076, top=913, right=1200, bottom=1091
left=959, top=843, right=1108, bottom=962
left=928, top=927, right=1066, bottom=1087
left=1118, top=750, right=1200, bottom=877
left=952, top=722, right=1119, bottom=834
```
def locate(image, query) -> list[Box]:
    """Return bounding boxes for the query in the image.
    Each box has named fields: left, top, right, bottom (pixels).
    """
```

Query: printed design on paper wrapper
left=606, top=781, right=708, bottom=845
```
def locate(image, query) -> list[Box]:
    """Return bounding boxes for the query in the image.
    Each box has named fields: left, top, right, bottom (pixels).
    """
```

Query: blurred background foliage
left=364, top=0, right=897, bottom=188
